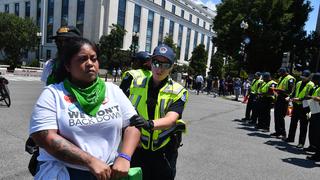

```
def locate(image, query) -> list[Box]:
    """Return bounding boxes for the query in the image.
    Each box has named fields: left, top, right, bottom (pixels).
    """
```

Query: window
left=117, top=0, right=126, bottom=28
left=4, top=4, right=9, bottom=13
left=185, top=28, right=191, bottom=61
left=133, top=4, right=141, bottom=33
left=36, top=0, right=41, bottom=27
left=61, top=0, right=69, bottom=26
left=158, top=16, right=165, bottom=45
left=161, top=0, right=166, bottom=8
left=15, top=3, right=19, bottom=16
left=201, top=33, right=204, bottom=44
left=76, top=0, right=85, bottom=34
left=171, top=5, right=175, bottom=14
left=203, top=21, right=206, bottom=29
left=206, top=36, right=211, bottom=51
left=169, top=20, right=174, bottom=37
left=193, top=31, right=198, bottom=49
left=25, top=1, right=31, bottom=18
left=181, top=10, right=184, bottom=18
left=46, top=0, right=54, bottom=43
left=189, top=14, right=192, bottom=22
left=177, top=25, right=183, bottom=48
left=46, top=50, right=51, bottom=59
left=145, top=11, right=154, bottom=53
left=197, top=18, right=199, bottom=25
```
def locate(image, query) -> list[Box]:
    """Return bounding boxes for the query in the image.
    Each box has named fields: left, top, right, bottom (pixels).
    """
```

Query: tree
left=0, top=13, right=39, bottom=69
left=213, top=0, right=312, bottom=73
left=163, top=35, right=178, bottom=62
left=189, top=44, right=207, bottom=75
left=99, top=24, right=127, bottom=68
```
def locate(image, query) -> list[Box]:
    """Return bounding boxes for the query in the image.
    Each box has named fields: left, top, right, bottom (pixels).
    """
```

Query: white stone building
left=0, top=0, right=216, bottom=72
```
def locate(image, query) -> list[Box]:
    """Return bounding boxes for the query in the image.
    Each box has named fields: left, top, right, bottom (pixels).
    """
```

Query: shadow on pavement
left=233, top=119, right=242, bottom=122
left=247, top=132, right=271, bottom=138
left=237, top=126, right=258, bottom=132
left=282, top=158, right=320, bottom=168
left=264, top=140, right=307, bottom=155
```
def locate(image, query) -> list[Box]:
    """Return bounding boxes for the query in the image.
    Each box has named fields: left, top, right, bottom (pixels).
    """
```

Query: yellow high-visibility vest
left=130, top=76, right=188, bottom=151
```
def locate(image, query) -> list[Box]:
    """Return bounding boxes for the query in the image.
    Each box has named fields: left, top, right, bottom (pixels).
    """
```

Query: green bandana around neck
left=63, top=77, right=106, bottom=116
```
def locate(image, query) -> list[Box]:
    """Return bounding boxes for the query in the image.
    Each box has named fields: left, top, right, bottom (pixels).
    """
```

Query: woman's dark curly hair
left=55, top=37, right=99, bottom=82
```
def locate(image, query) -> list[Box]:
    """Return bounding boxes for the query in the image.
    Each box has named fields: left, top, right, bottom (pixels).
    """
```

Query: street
left=0, top=80, right=320, bottom=180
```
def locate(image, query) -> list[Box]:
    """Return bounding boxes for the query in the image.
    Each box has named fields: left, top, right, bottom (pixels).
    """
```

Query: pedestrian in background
left=233, top=77, right=242, bottom=101
left=29, top=37, right=141, bottom=179
left=195, top=74, right=204, bottom=95
left=112, top=68, right=117, bottom=82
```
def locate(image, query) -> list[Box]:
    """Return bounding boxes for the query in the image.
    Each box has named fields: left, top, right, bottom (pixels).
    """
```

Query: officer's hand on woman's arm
left=112, top=126, right=140, bottom=179
left=130, top=112, right=179, bottom=130
left=31, top=130, right=112, bottom=180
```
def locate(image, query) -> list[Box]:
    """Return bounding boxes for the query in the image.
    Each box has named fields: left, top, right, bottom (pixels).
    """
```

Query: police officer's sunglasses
left=151, top=60, right=172, bottom=69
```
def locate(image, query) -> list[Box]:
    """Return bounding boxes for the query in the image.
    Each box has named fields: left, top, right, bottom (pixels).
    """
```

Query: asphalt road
left=0, top=81, right=319, bottom=180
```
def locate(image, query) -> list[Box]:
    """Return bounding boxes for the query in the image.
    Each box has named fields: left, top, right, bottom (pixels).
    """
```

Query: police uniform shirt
left=147, top=77, right=186, bottom=120
left=119, top=73, right=134, bottom=97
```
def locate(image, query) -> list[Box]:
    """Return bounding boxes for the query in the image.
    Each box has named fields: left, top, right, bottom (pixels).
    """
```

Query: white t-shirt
left=29, top=81, right=137, bottom=170
left=40, top=59, right=54, bottom=84
left=195, top=75, right=204, bottom=83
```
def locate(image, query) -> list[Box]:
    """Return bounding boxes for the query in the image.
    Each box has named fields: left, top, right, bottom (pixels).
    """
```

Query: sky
left=192, top=0, right=320, bottom=33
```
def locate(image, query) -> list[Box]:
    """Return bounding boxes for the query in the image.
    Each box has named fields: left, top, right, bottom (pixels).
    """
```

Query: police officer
left=120, top=51, right=151, bottom=97
left=129, top=44, right=188, bottom=180
left=256, top=72, right=277, bottom=132
left=40, top=26, right=81, bottom=85
left=304, top=73, right=320, bottom=160
left=271, top=67, right=295, bottom=138
left=242, top=72, right=263, bottom=123
left=285, top=70, right=314, bottom=148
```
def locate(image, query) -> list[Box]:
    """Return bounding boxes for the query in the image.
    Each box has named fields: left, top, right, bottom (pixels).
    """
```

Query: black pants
left=196, top=82, right=202, bottom=95
left=274, top=96, right=288, bottom=135
left=308, top=113, right=320, bottom=150
left=257, top=96, right=273, bottom=130
left=245, top=94, right=257, bottom=120
left=287, top=104, right=309, bottom=145
left=131, top=143, right=178, bottom=180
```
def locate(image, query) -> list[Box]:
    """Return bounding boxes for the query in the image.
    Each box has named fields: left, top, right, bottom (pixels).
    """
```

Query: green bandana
left=63, top=77, right=106, bottom=116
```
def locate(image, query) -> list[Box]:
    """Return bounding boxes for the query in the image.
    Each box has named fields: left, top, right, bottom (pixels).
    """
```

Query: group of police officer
left=242, top=68, right=320, bottom=161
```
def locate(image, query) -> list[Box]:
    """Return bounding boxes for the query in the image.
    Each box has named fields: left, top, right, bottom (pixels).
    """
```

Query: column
left=123, top=0, right=135, bottom=50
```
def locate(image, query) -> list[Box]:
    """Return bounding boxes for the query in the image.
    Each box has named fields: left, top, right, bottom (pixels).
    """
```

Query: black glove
left=129, top=115, right=154, bottom=130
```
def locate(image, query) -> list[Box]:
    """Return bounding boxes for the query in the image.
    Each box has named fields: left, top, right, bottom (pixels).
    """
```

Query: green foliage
left=163, top=35, right=179, bottom=62
left=189, top=44, right=207, bottom=75
left=208, top=51, right=224, bottom=77
left=98, top=24, right=127, bottom=68
left=110, top=50, right=132, bottom=70
left=27, top=59, right=40, bottom=67
left=213, top=0, right=312, bottom=73
left=0, top=13, right=39, bottom=68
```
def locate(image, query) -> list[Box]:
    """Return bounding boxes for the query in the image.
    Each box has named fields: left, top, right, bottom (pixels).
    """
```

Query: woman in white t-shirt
left=29, top=37, right=140, bottom=180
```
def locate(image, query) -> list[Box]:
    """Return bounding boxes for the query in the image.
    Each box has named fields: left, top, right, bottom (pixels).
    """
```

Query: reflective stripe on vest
left=277, top=74, right=295, bottom=90
left=130, top=77, right=188, bottom=151
left=312, top=86, right=320, bottom=97
left=294, top=81, right=314, bottom=104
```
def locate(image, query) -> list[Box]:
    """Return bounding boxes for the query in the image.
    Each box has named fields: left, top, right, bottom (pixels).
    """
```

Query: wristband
left=118, top=153, right=131, bottom=162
